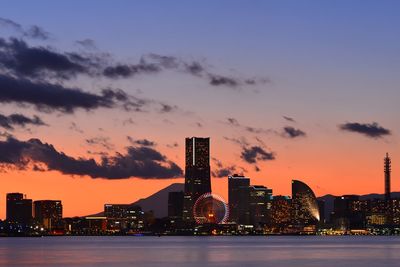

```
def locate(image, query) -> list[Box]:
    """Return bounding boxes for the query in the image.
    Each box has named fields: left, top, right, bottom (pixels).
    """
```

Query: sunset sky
left=0, top=0, right=399, bottom=218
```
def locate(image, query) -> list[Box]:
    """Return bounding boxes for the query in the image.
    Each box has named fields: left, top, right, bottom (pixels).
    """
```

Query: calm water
left=0, top=236, right=399, bottom=266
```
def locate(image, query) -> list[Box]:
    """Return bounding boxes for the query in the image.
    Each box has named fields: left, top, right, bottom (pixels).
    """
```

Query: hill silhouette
left=132, top=183, right=184, bottom=218
left=88, top=183, right=184, bottom=218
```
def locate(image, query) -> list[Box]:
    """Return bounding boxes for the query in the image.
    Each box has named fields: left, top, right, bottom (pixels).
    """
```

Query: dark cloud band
left=0, top=73, right=147, bottom=113
left=0, top=137, right=183, bottom=179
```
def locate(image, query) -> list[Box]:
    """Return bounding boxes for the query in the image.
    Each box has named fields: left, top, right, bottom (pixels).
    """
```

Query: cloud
left=0, top=42, right=178, bottom=114
left=0, top=17, right=21, bottom=30
left=147, top=53, right=180, bottom=69
left=183, top=61, right=204, bottom=76
left=244, top=126, right=273, bottom=134
left=0, top=35, right=266, bottom=91
left=101, top=88, right=149, bottom=112
left=339, top=122, right=391, bottom=139
left=0, top=38, right=94, bottom=79
left=208, top=74, right=239, bottom=87
left=225, top=117, right=274, bottom=135
left=23, top=25, right=50, bottom=40
left=160, top=103, right=178, bottom=113
left=227, top=117, right=240, bottom=127
left=212, top=166, right=237, bottom=178
left=0, top=17, right=49, bottom=40
left=122, top=118, right=135, bottom=126
left=102, top=54, right=184, bottom=79
left=207, top=75, right=270, bottom=89
left=254, top=136, right=266, bottom=147
left=0, top=137, right=183, bottom=179
left=76, top=39, right=97, bottom=50
left=283, top=116, right=295, bottom=122
left=69, top=122, right=84, bottom=133
left=0, top=32, right=267, bottom=91
left=0, top=131, right=12, bottom=138
left=103, top=58, right=161, bottom=78
left=0, top=74, right=144, bottom=113
left=211, top=157, right=240, bottom=178
left=0, top=113, right=46, bottom=130
left=223, top=136, right=249, bottom=146
left=226, top=118, right=305, bottom=138
left=241, top=146, right=275, bottom=164
left=127, top=137, right=156, bottom=147
left=282, top=126, right=306, bottom=138
left=166, top=142, right=179, bottom=148
left=104, top=53, right=267, bottom=89
left=86, top=137, right=115, bottom=150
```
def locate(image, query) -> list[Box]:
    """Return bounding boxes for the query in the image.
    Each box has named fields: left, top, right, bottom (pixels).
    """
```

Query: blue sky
left=0, top=0, right=399, bottom=216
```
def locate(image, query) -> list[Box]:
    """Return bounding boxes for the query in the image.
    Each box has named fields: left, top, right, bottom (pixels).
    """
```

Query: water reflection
left=0, top=236, right=399, bottom=266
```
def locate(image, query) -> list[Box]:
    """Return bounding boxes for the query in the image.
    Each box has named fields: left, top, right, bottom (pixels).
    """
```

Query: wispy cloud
left=0, top=113, right=46, bottom=130
left=75, top=39, right=97, bottom=50
left=127, top=137, right=156, bottom=147
left=211, top=157, right=244, bottom=178
left=225, top=117, right=274, bottom=135
left=86, top=136, right=115, bottom=150
left=0, top=17, right=50, bottom=40
left=283, top=116, right=296, bottom=122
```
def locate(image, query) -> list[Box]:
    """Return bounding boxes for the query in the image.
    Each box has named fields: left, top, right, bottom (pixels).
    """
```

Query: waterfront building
left=34, top=200, right=63, bottom=230
left=104, top=204, right=145, bottom=231
left=269, top=195, right=291, bottom=232
left=228, top=174, right=250, bottom=223
left=291, top=180, right=320, bottom=231
left=331, top=195, right=368, bottom=230
left=248, top=185, right=273, bottom=227
left=6, top=193, right=33, bottom=225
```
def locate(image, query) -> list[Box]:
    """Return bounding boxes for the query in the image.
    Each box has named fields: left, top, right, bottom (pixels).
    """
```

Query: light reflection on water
left=0, top=236, right=399, bottom=266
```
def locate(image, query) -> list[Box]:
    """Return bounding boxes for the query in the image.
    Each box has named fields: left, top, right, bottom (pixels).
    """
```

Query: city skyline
left=0, top=1, right=399, bottom=219
left=2, top=138, right=395, bottom=222
left=3, top=146, right=398, bottom=236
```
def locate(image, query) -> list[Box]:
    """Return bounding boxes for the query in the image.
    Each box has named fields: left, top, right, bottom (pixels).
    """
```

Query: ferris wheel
left=193, top=193, right=229, bottom=224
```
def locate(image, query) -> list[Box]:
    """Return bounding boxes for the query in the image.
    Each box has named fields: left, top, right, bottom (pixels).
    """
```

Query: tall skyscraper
left=228, top=174, right=250, bottom=223
left=6, top=193, right=33, bottom=224
left=183, top=137, right=211, bottom=221
left=384, top=153, right=391, bottom=201
left=34, top=200, right=63, bottom=230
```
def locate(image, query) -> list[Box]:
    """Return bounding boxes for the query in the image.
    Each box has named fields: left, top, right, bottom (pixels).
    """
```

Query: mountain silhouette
left=132, top=183, right=184, bottom=218
left=88, top=183, right=184, bottom=218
